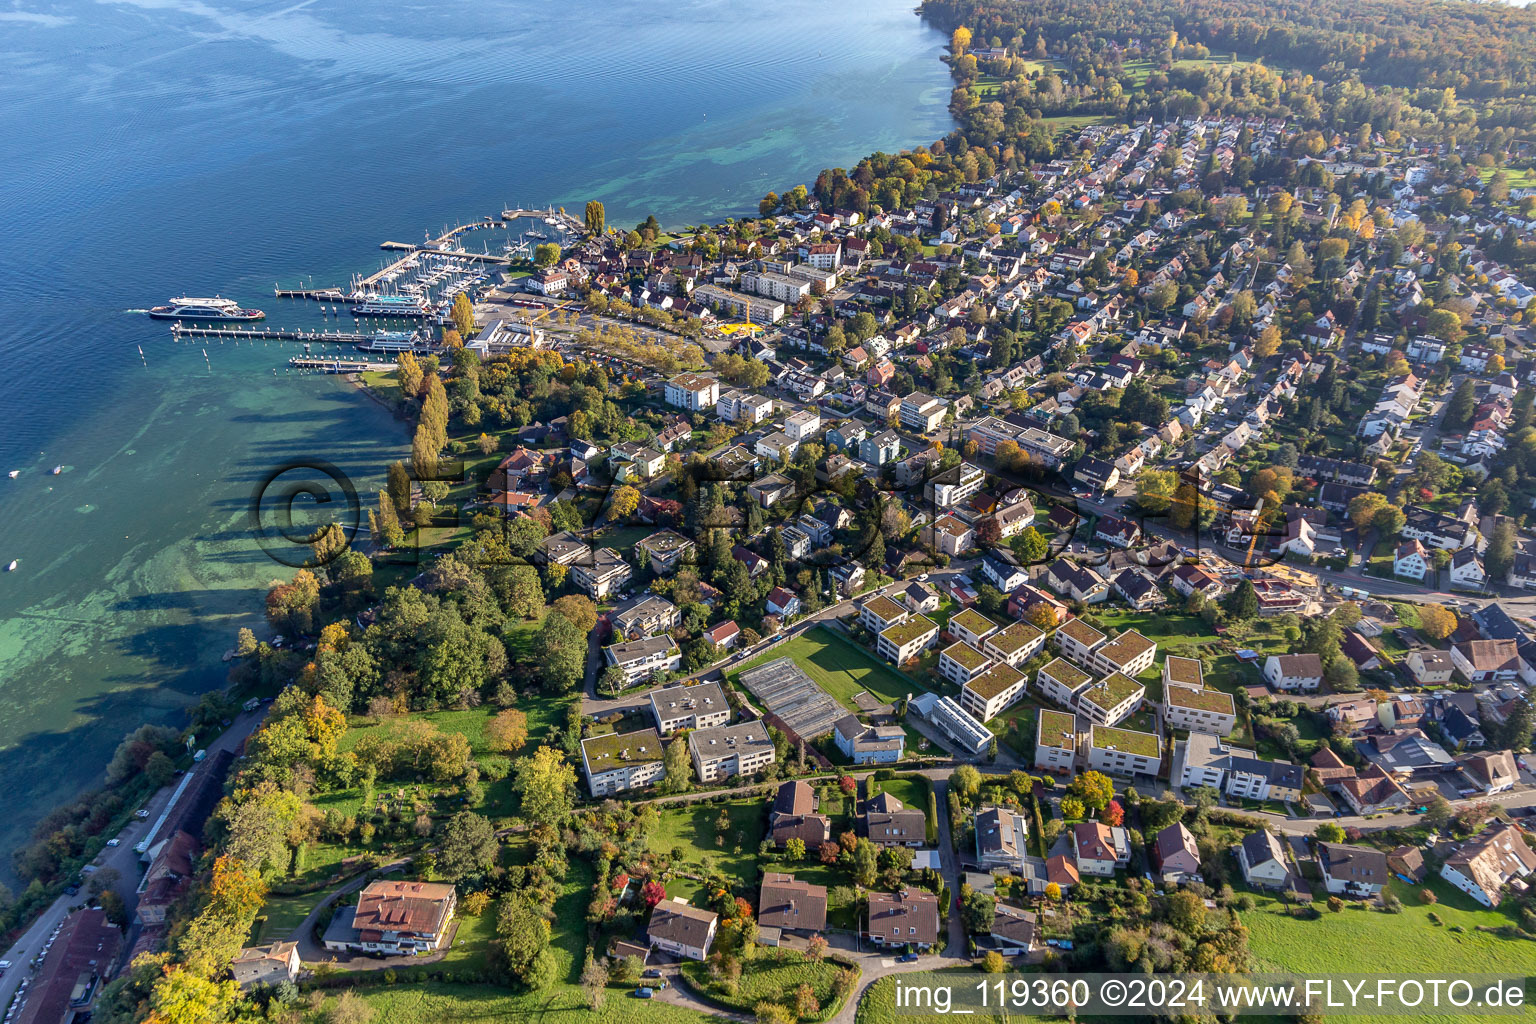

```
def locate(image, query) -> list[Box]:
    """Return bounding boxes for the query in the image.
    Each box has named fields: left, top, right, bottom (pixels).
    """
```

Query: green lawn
left=730, top=626, right=929, bottom=711
left=647, top=797, right=768, bottom=885
left=1242, top=877, right=1535, bottom=1024
left=247, top=892, right=321, bottom=945
left=681, top=949, right=853, bottom=1021
left=868, top=776, right=924, bottom=813
left=343, top=982, right=709, bottom=1024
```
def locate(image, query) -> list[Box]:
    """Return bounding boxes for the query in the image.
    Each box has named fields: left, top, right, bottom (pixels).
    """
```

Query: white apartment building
left=960, top=662, right=1027, bottom=722
left=877, top=615, right=940, bottom=664
left=582, top=728, right=667, bottom=796
left=647, top=681, right=731, bottom=735
left=664, top=372, right=720, bottom=412
left=689, top=721, right=776, bottom=783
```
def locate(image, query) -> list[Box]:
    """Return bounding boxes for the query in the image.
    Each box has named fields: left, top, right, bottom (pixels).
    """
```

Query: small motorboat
left=5, top=560, right=17, bottom=572
left=7, top=470, right=17, bottom=478
left=51, top=465, right=62, bottom=475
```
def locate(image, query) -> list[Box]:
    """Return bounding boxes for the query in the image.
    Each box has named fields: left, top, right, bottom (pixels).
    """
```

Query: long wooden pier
left=170, top=324, right=394, bottom=343
left=289, top=356, right=398, bottom=373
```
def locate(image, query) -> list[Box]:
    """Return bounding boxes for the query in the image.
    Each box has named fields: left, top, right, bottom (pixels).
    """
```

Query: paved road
left=0, top=708, right=264, bottom=1013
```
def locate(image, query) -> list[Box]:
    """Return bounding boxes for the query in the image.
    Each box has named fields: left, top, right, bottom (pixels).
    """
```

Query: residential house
left=866, top=889, right=940, bottom=950
left=1450, top=639, right=1520, bottom=682
left=231, top=942, right=301, bottom=990
left=1237, top=831, right=1291, bottom=890
left=758, top=873, right=828, bottom=937
left=1072, top=822, right=1131, bottom=876
left=1405, top=649, right=1456, bottom=686
left=322, top=881, right=458, bottom=955
left=1440, top=824, right=1536, bottom=906
left=1263, top=653, right=1323, bottom=692
left=832, top=715, right=906, bottom=765
left=861, top=792, right=926, bottom=848
left=1151, top=823, right=1202, bottom=884
left=975, top=806, right=1029, bottom=872
left=1317, top=843, right=1390, bottom=897
left=647, top=899, right=719, bottom=960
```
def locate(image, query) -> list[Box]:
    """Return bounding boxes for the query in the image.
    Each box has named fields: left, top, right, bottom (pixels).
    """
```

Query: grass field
left=730, top=626, right=929, bottom=711
left=1241, top=877, right=1535, bottom=1024
left=681, top=949, right=852, bottom=1021
left=1478, top=164, right=1536, bottom=189
left=647, top=796, right=768, bottom=885
left=247, top=892, right=321, bottom=944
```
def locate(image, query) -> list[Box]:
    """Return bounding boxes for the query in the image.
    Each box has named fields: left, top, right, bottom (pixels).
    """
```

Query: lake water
left=0, top=0, right=951, bottom=883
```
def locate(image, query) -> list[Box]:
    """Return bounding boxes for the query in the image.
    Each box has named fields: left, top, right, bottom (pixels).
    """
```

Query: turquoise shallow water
left=0, top=0, right=951, bottom=883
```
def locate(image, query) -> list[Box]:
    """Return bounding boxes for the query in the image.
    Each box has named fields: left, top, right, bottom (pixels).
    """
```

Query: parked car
left=106, top=839, right=120, bottom=847
left=642, top=969, right=662, bottom=979
left=634, top=987, right=654, bottom=999
left=898, top=952, right=920, bottom=962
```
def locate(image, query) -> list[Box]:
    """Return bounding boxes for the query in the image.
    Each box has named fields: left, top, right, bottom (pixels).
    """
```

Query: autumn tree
left=487, top=708, right=529, bottom=754
left=951, top=25, right=972, bottom=53
left=551, top=594, right=598, bottom=634
left=610, top=485, right=641, bottom=520
left=514, top=746, right=576, bottom=830
left=1417, top=604, right=1458, bottom=641
left=584, top=200, right=605, bottom=236
left=451, top=293, right=476, bottom=339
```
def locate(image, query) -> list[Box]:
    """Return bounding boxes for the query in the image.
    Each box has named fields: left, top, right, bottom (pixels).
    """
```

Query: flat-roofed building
left=1035, top=657, right=1093, bottom=707
left=581, top=728, right=667, bottom=796
left=604, top=634, right=681, bottom=685
left=571, top=547, right=632, bottom=599
left=1087, top=724, right=1161, bottom=777
left=948, top=607, right=999, bottom=648
left=613, top=595, right=680, bottom=638
left=939, top=641, right=993, bottom=688
left=1162, top=680, right=1237, bottom=737
left=960, top=662, right=1027, bottom=722
left=860, top=594, right=909, bottom=634
left=900, top=393, right=948, bottom=433
left=910, top=692, right=992, bottom=754
left=1162, top=656, right=1204, bottom=692
left=1090, top=630, right=1158, bottom=678
left=637, top=529, right=696, bottom=574
left=1035, top=709, right=1079, bottom=772
left=1076, top=672, right=1145, bottom=727
left=689, top=721, right=775, bottom=783
left=983, top=620, right=1047, bottom=667
left=1055, top=618, right=1106, bottom=664
left=877, top=614, right=940, bottom=665
left=664, top=372, right=720, bottom=412
left=648, top=681, right=731, bottom=735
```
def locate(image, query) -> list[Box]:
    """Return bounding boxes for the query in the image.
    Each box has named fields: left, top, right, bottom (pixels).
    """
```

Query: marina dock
left=288, top=356, right=398, bottom=373
left=170, top=324, right=411, bottom=344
